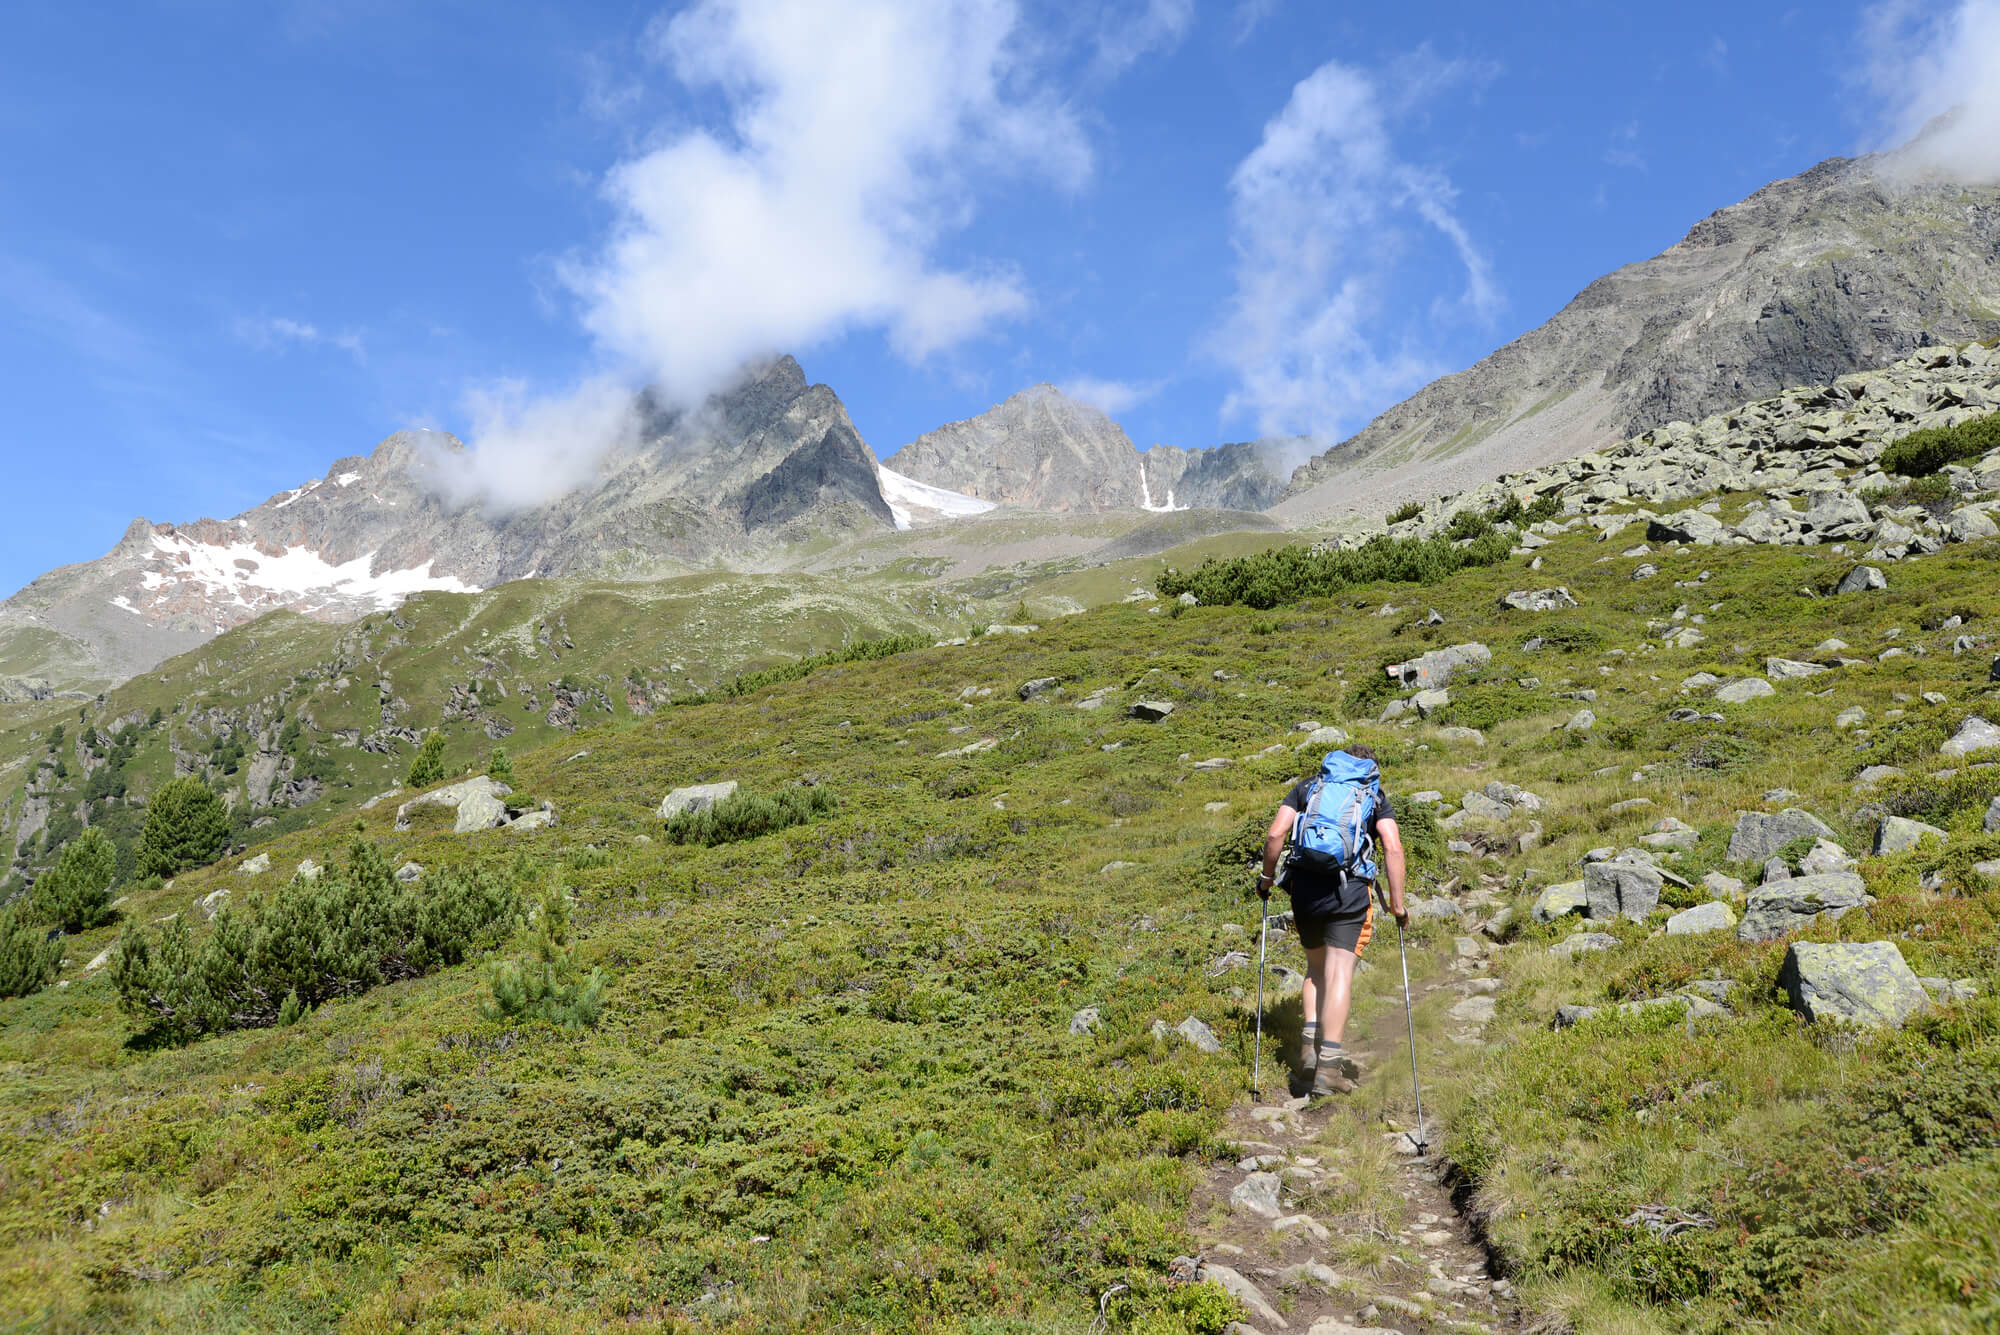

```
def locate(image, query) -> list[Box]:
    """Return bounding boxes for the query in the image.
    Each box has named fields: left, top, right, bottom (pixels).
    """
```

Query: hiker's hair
left=1344, top=743, right=1379, bottom=762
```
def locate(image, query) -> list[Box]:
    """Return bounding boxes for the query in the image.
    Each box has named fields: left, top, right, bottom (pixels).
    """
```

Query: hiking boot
left=1310, top=1066, right=1357, bottom=1097
left=1299, top=1032, right=1318, bottom=1070
left=1319, top=1051, right=1362, bottom=1083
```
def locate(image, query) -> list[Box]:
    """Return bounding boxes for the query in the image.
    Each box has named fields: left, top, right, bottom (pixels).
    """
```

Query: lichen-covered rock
left=398, top=776, right=515, bottom=833
left=1531, top=881, right=1589, bottom=922
left=1727, top=808, right=1835, bottom=863
left=1666, top=901, right=1738, bottom=934
left=1835, top=564, right=1888, bottom=594
left=1129, top=699, right=1175, bottom=722
left=657, top=780, right=739, bottom=819
left=1502, top=587, right=1579, bottom=612
left=1736, top=872, right=1871, bottom=942
left=1715, top=677, right=1775, bottom=704
left=1941, top=716, right=2000, bottom=758
left=1779, top=940, right=1929, bottom=1026
left=1585, top=861, right=1663, bottom=922
left=1875, top=815, right=1947, bottom=855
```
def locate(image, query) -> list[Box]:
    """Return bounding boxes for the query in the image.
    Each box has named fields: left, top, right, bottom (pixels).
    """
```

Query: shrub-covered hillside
left=2, top=494, right=1999, bottom=1332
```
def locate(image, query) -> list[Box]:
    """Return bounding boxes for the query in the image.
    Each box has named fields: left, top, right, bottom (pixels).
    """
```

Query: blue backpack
left=1290, top=751, right=1383, bottom=887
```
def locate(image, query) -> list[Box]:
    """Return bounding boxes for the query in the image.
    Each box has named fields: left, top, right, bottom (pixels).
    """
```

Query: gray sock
left=1317, top=1040, right=1344, bottom=1063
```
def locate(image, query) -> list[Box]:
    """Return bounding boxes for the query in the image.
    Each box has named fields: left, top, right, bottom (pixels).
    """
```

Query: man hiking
left=1255, top=743, right=1408, bottom=1097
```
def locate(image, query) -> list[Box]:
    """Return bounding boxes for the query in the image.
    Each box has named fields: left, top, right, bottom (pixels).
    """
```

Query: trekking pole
left=1395, top=915, right=1428, bottom=1154
left=1251, top=900, right=1269, bottom=1100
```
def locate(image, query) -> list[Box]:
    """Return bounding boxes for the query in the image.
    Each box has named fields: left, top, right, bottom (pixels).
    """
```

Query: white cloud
left=1861, top=0, right=2000, bottom=181
left=236, top=315, right=366, bottom=363
left=421, top=377, right=641, bottom=512
left=437, top=0, right=1094, bottom=512
left=1091, top=0, right=1195, bottom=78
left=1057, top=375, right=1165, bottom=415
left=1212, top=55, right=1500, bottom=443
left=1603, top=122, right=1645, bottom=171
left=1231, top=0, right=1280, bottom=44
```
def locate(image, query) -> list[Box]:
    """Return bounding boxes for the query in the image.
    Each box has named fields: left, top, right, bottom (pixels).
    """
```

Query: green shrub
left=706, top=634, right=931, bottom=701
left=1524, top=621, right=1605, bottom=653
left=1879, top=411, right=2000, bottom=476
left=0, top=904, right=61, bottom=999
left=1156, top=529, right=1515, bottom=609
left=486, top=886, right=606, bottom=1030
left=113, top=840, right=519, bottom=1043
left=661, top=785, right=837, bottom=847
left=486, top=746, right=516, bottom=786
left=32, top=827, right=117, bottom=932
left=1444, top=508, right=1493, bottom=541
left=1386, top=500, right=1424, bottom=525
left=135, top=777, right=229, bottom=878
left=1525, top=491, right=1563, bottom=521
left=406, top=730, right=448, bottom=788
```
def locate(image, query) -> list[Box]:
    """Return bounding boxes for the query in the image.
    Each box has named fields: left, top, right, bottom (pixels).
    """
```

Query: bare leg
left=1319, top=947, right=1358, bottom=1044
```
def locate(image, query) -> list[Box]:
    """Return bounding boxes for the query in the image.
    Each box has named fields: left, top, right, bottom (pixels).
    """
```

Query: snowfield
left=135, top=532, right=479, bottom=612
left=875, top=464, right=998, bottom=531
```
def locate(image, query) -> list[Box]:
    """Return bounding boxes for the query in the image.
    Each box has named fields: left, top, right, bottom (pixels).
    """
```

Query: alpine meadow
left=5, top=4, right=2000, bottom=1333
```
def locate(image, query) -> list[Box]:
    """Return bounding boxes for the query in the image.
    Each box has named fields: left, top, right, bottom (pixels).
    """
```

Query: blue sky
left=0, top=0, right=1976, bottom=594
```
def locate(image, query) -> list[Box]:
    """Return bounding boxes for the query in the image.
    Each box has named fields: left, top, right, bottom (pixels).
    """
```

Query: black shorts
left=1294, top=900, right=1372, bottom=953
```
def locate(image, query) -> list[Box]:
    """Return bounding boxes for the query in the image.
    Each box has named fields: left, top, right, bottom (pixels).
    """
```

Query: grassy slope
left=1, top=516, right=1997, bottom=1332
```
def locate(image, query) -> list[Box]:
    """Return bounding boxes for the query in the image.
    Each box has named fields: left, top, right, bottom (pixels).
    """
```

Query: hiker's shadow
left=1264, top=976, right=1312, bottom=1097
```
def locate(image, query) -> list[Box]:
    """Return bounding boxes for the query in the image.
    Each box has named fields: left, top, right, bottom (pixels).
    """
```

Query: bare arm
left=1258, top=806, right=1298, bottom=898
left=1376, top=818, right=1408, bottom=925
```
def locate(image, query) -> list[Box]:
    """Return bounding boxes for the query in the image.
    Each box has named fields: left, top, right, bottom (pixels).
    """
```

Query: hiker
left=1255, top=743, right=1407, bottom=1096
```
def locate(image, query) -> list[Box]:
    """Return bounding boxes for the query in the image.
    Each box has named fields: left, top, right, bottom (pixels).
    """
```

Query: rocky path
left=1182, top=936, right=1518, bottom=1335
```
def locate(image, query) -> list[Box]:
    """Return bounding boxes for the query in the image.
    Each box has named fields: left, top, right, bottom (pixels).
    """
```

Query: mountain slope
left=1277, top=152, right=2000, bottom=524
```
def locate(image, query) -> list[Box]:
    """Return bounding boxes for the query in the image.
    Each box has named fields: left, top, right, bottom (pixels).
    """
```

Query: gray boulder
left=1198, top=1261, right=1287, bottom=1329
left=1502, top=587, right=1579, bottom=612
left=394, top=861, right=423, bottom=883
left=1947, top=505, right=1999, bottom=542
left=1736, top=872, right=1871, bottom=942
left=1068, top=1006, right=1102, bottom=1036
left=1412, top=688, right=1451, bottom=718
left=398, top=776, right=514, bottom=833
left=1727, top=808, right=1835, bottom=863
left=1459, top=790, right=1513, bottom=821
left=1876, top=815, right=1947, bottom=855
left=1176, top=1016, right=1224, bottom=1053
left=1297, top=725, right=1350, bottom=749
left=1715, top=677, right=1775, bottom=704
left=1229, top=1173, right=1284, bottom=1220
left=1836, top=565, right=1888, bottom=594
left=658, top=780, right=739, bottom=820
left=1392, top=641, right=1492, bottom=690
left=1648, top=509, right=1730, bottom=545
left=1565, top=708, right=1597, bottom=732
left=1666, top=901, right=1738, bottom=935
left=1702, top=871, right=1745, bottom=899
left=1532, top=881, right=1589, bottom=922
left=1765, top=657, right=1830, bottom=681
left=1779, top=940, right=1929, bottom=1027
left=238, top=852, right=270, bottom=875
left=1798, top=838, right=1857, bottom=875
left=1585, top=861, right=1663, bottom=922
left=1548, top=932, right=1620, bottom=958
left=1129, top=699, right=1176, bottom=722
left=1987, top=795, right=2000, bottom=834
left=1018, top=676, right=1060, bottom=700
left=1941, top=716, right=2000, bottom=758
left=1801, top=489, right=1873, bottom=536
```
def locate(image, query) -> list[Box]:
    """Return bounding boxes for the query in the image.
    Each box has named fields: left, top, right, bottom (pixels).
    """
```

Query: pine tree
left=406, top=730, right=448, bottom=788
left=135, top=777, right=229, bottom=878
left=487, top=746, right=515, bottom=786
left=0, top=903, right=61, bottom=999
left=486, top=886, right=605, bottom=1029
left=33, top=827, right=117, bottom=932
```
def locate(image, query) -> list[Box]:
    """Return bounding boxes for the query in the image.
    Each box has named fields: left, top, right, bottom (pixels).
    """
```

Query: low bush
left=113, top=840, right=519, bottom=1043
left=661, top=785, right=838, bottom=847
left=1155, top=530, right=1515, bottom=610
left=486, top=887, right=605, bottom=1029
left=1386, top=500, right=1424, bottom=525
left=1879, top=410, right=2000, bottom=476
left=708, top=634, right=931, bottom=701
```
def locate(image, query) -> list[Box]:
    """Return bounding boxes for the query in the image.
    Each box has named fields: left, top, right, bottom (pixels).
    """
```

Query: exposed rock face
left=1779, top=940, right=1929, bottom=1026
left=1727, top=809, right=1836, bottom=863
left=1280, top=152, right=2000, bottom=522
left=1, top=358, right=902, bottom=688
left=883, top=385, right=1287, bottom=512
left=1736, top=871, right=1871, bottom=942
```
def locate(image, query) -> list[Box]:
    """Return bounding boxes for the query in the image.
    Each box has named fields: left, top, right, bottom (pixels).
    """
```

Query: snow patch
left=272, top=479, right=322, bottom=509
left=876, top=464, right=997, bottom=532
left=1138, top=459, right=1186, bottom=513
left=109, top=595, right=143, bottom=616
left=335, top=472, right=362, bottom=487
left=142, top=533, right=478, bottom=610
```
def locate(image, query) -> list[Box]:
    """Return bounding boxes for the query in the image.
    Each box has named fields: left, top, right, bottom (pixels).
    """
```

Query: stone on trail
left=1275, top=1260, right=1343, bottom=1293
left=1666, top=901, right=1738, bottom=935
left=1449, top=995, right=1496, bottom=1025
left=1941, top=716, right=2000, bottom=758
left=1270, top=1213, right=1330, bottom=1243
left=1532, top=881, right=1589, bottom=922
left=1727, top=807, right=1835, bottom=863
left=1780, top=940, right=1930, bottom=1027
left=1766, top=657, right=1830, bottom=681
left=1501, top=586, right=1579, bottom=611
left=1129, top=699, right=1175, bottom=722
left=1198, top=1261, right=1289, bottom=1329
left=1228, top=1173, right=1285, bottom=1220
left=1876, top=815, right=1948, bottom=855
left=1737, top=872, right=1871, bottom=942
left=658, top=780, right=736, bottom=820
left=1714, top=677, right=1775, bottom=704
left=1585, top=861, right=1663, bottom=922
left=1836, top=564, right=1888, bottom=594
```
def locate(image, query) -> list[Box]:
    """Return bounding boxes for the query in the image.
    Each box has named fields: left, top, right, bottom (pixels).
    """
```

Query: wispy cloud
left=438, top=0, right=1093, bottom=512
left=1231, top=0, right=1281, bottom=44
left=234, top=315, right=366, bottom=362
left=1090, top=0, right=1195, bottom=78
left=1860, top=0, right=2000, bottom=181
left=1211, top=51, right=1502, bottom=443
left=1702, top=35, right=1729, bottom=77
left=1057, top=374, right=1165, bottom=415
left=1603, top=121, right=1645, bottom=171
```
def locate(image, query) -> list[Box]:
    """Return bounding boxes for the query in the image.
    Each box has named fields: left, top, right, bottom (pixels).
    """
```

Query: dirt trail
left=1183, top=931, right=1519, bottom=1335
